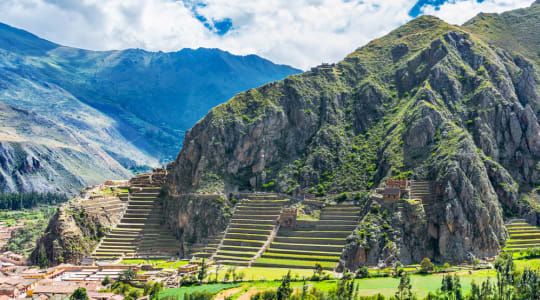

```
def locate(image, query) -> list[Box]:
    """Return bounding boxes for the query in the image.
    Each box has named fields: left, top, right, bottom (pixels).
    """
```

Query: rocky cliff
left=31, top=188, right=125, bottom=265
left=31, top=206, right=104, bottom=266
left=165, top=2, right=540, bottom=267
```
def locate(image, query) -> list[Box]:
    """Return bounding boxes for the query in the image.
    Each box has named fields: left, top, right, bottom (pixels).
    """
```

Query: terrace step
left=262, top=254, right=339, bottom=262
left=222, top=239, right=265, bottom=247
left=279, top=230, right=351, bottom=238
left=319, top=215, right=358, bottom=221
left=228, top=228, right=272, bottom=235
left=269, top=242, right=343, bottom=253
left=229, top=223, right=274, bottom=230
left=215, top=260, right=250, bottom=266
left=231, top=219, right=276, bottom=225
left=225, top=233, right=269, bottom=241
left=273, top=237, right=346, bottom=246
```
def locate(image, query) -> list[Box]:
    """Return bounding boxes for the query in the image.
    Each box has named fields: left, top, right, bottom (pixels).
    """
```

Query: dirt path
left=214, top=287, right=244, bottom=300
left=237, top=289, right=265, bottom=300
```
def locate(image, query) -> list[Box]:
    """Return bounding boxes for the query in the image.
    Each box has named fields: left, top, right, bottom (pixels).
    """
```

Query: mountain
left=0, top=23, right=301, bottom=193
left=164, top=1, right=540, bottom=266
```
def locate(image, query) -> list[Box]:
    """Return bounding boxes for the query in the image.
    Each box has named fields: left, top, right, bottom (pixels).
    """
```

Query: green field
left=201, top=259, right=540, bottom=298
left=159, top=283, right=241, bottom=299
left=204, top=270, right=496, bottom=298
left=0, top=207, right=56, bottom=256
left=254, top=258, right=337, bottom=268
left=120, top=259, right=189, bottom=269
left=210, top=267, right=323, bottom=281
left=514, top=258, right=540, bottom=270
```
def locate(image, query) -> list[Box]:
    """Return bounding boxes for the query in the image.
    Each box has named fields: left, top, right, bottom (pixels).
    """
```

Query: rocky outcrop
left=165, top=5, right=540, bottom=267
left=162, top=191, right=231, bottom=257
left=31, top=206, right=105, bottom=266
left=31, top=188, right=126, bottom=265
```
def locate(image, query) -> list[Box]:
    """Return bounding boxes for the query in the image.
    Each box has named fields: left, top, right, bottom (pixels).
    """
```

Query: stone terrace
left=193, top=194, right=289, bottom=266
left=92, top=170, right=181, bottom=259
left=505, top=219, right=540, bottom=252
left=253, top=205, right=360, bottom=270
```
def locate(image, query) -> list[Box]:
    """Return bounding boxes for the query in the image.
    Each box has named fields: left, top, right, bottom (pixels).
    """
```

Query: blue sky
left=0, top=0, right=534, bottom=69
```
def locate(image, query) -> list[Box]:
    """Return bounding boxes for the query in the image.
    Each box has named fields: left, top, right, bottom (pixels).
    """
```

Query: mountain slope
left=0, top=23, right=301, bottom=193
left=0, top=101, right=131, bottom=193
left=165, top=2, right=540, bottom=266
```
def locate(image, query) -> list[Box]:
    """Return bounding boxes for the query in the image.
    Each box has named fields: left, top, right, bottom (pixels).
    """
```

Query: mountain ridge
left=163, top=3, right=540, bottom=266
left=0, top=22, right=301, bottom=193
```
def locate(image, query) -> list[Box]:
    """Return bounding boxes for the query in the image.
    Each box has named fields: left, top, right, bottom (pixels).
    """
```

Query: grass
left=159, top=283, right=241, bottom=299
left=254, top=258, right=337, bottom=268
left=201, top=270, right=496, bottom=299
left=262, top=252, right=340, bottom=261
left=120, top=259, right=189, bottom=269
left=210, top=267, right=323, bottom=281
left=514, top=258, right=540, bottom=270
left=196, top=259, right=540, bottom=298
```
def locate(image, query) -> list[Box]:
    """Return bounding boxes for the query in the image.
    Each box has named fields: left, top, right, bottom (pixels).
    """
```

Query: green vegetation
left=254, top=258, right=336, bottom=269
left=185, top=256, right=539, bottom=299
left=109, top=281, right=163, bottom=300
left=212, top=267, right=320, bottom=281
left=1, top=207, right=56, bottom=256
left=0, top=192, right=68, bottom=210
left=120, top=259, right=189, bottom=269
left=71, top=287, right=89, bottom=300
left=159, top=283, right=241, bottom=299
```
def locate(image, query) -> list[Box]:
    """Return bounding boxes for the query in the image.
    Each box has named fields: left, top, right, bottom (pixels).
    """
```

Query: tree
left=102, top=275, right=111, bottom=287
left=198, top=258, right=207, bottom=282
left=395, top=274, right=413, bottom=300
left=441, top=274, right=462, bottom=300
left=394, top=261, right=403, bottom=276
left=355, top=266, right=370, bottom=279
left=119, top=268, right=136, bottom=282
left=71, top=287, right=89, bottom=300
left=443, top=263, right=451, bottom=272
left=314, top=263, right=323, bottom=276
left=215, top=264, right=221, bottom=282
left=37, top=247, right=48, bottom=269
left=420, top=257, right=434, bottom=273
left=514, top=268, right=540, bottom=300
left=277, top=271, right=292, bottom=300
left=494, top=252, right=514, bottom=300
left=472, top=258, right=480, bottom=269
left=149, top=282, right=163, bottom=300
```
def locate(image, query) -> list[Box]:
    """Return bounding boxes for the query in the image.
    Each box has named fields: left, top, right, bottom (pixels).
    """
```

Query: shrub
left=370, top=204, right=381, bottom=214
left=336, top=192, right=349, bottom=202
left=525, top=247, right=540, bottom=258
left=355, top=266, right=370, bottom=279
left=71, top=287, right=89, bottom=300
left=262, top=181, right=275, bottom=190
left=420, top=257, right=434, bottom=273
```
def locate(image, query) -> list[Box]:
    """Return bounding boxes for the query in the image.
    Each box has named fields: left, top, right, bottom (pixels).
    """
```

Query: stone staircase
left=195, top=194, right=289, bottom=266
left=92, top=171, right=181, bottom=259
left=253, top=205, right=360, bottom=270
left=410, top=180, right=434, bottom=210
left=505, top=219, right=540, bottom=252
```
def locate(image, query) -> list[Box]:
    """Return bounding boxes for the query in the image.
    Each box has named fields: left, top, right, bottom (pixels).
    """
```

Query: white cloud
left=0, top=0, right=535, bottom=69
left=421, top=0, right=533, bottom=25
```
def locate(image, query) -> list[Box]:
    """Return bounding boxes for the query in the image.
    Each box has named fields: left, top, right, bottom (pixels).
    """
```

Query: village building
left=178, top=264, right=198, bottom=274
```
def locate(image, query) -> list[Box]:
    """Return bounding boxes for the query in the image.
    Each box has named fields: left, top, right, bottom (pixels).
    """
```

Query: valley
left=0, top=1, right=539, bottom=299
left=0, top=23, right=300, bottom=194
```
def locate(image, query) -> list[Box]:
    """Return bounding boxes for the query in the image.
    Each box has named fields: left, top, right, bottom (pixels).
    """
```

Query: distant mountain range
left=0, top=22, right=301, bottom=193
